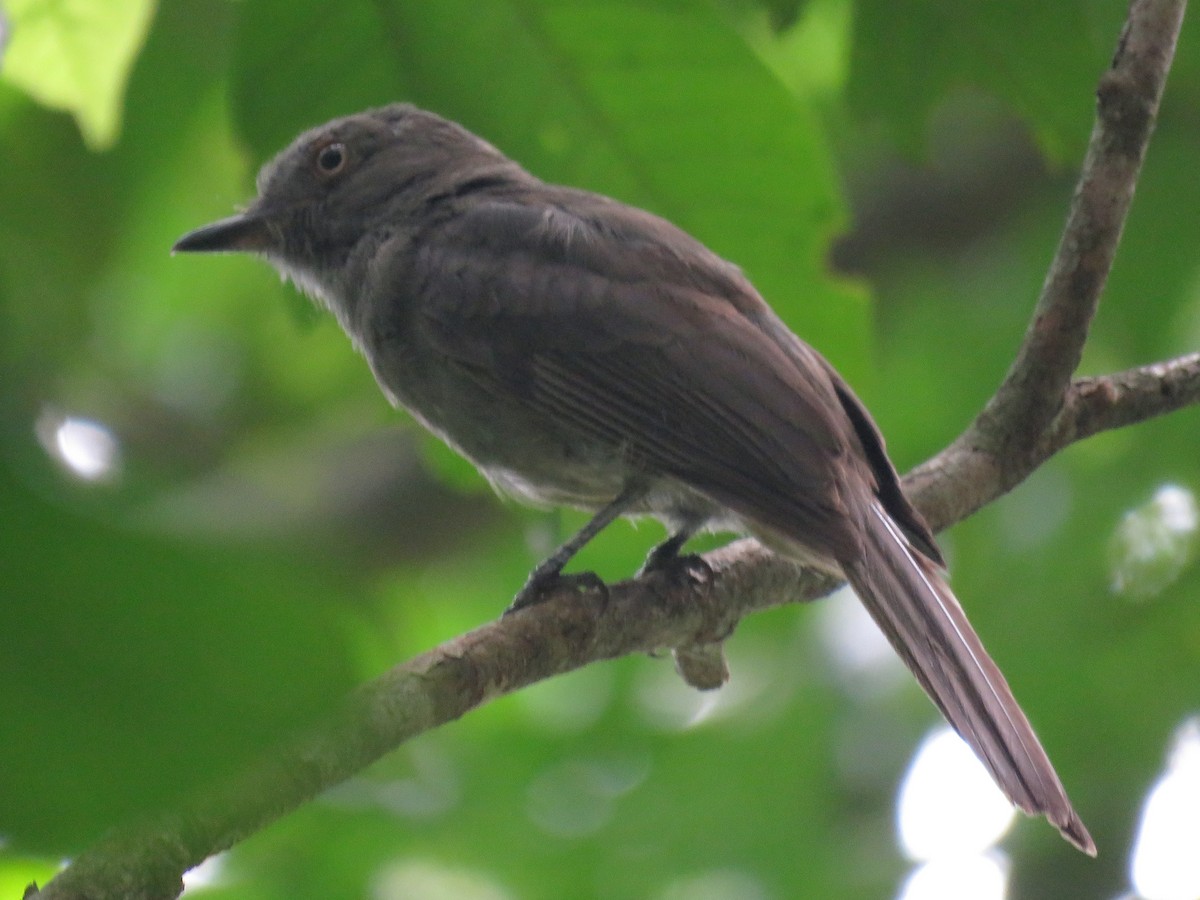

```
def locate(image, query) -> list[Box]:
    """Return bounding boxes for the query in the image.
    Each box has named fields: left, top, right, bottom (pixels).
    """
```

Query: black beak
left=173, top=211, right=274, bottom=254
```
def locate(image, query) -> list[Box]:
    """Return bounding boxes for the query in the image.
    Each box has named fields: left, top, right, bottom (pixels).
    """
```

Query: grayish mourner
left=175, top=104, right=1094, bottom=855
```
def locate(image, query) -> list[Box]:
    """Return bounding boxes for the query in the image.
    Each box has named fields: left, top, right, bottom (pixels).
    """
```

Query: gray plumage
left=175, top=104, right=1094, bottom=854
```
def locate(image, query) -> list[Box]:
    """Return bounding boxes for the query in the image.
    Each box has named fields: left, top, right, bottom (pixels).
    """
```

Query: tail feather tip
left=1056, top=810, right=1097, bottom=857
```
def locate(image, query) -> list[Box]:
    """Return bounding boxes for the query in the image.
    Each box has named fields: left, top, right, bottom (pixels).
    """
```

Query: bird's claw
left=505, top=570, right=609, bottom=616
left=639, top=546, right=712, bottom=585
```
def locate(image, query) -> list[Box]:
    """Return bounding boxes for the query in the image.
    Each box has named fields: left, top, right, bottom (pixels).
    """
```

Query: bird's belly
left=476, top=454, right=627, bottom=510
left=409, top=390, right=732, bottom=531
left=386, top=371, right=629, bottom=509
left=365, top=332, right=733, bottom=529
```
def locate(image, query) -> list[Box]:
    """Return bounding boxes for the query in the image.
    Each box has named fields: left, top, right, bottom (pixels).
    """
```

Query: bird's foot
left=505, top=569, right=609, bottom=616
left=638, top=541, right=712, bottom=585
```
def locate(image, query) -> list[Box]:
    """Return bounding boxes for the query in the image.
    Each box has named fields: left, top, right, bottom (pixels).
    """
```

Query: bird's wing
left=410, top=190, right=863, bottom=561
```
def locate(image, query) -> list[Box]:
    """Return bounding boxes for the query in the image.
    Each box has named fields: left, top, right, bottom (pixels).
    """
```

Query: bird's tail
left=841, top=501, right=1095, bottom=855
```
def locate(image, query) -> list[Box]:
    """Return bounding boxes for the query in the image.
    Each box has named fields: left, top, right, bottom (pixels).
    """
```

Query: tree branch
left=908, top=351, right=1200, bottom=533
left=26, top=1, right=1191, bottom=897
left=982, top=0, right=1182, bottom=436
left=1047, top=352, right=1200, bottom=447
left=904, top=0, right=1188, bottom=532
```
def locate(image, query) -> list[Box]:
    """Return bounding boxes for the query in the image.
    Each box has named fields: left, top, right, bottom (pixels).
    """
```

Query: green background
left=2, top=1, right=1199, bottom=897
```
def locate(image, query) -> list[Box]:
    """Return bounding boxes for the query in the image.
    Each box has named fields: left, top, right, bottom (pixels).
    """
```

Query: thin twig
left=1050, top=352, right=1200, bottom=446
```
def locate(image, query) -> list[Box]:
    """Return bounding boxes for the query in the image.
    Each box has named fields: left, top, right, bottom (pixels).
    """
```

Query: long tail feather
left=842, top=501, right=1095, bottom=855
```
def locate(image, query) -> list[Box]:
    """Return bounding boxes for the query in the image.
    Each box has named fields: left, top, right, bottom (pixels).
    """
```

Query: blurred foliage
left=0, top=0, right=155, bottom=149
left=847, top=0, right=1127, bottom=161
left=1, top=1, right=1199, bottom=899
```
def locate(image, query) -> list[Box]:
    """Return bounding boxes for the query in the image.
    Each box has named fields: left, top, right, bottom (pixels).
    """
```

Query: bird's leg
left=639, top=521, right=712, bottom=583
left=507, top=483, right=646, bottom=614
left=640, top=525, right=696, bottom=573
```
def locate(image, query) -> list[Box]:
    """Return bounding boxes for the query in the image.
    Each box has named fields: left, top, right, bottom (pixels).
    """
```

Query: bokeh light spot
left=1130, top=718, right=1200, bottom=900
left=818, top=586, right=907, bottom=698
left=182, top=853, right=227, bottom=894
left=898, top=853, right=1008, bottom=900
left=897, top=727, right=1016, bottom=860
left=656, top=868, right=769, bottom=900
left=526, top=756, right=649, bottom=839
left=35, top=409, right=121, bottom=482
left=1110, top=484, right=1198, bottom=599
left=372, top=859, right=511, bottom=900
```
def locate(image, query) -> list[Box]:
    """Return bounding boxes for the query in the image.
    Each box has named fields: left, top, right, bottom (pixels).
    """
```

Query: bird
left=174, top=103, right=1094, bottom=854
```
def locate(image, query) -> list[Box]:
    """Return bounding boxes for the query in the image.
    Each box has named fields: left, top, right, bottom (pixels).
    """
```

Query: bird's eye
left=315, top=141, right=347, bottom=175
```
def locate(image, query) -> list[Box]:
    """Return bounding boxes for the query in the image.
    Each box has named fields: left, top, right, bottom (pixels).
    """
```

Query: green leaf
left=0, top=0, right=157, bottom=149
